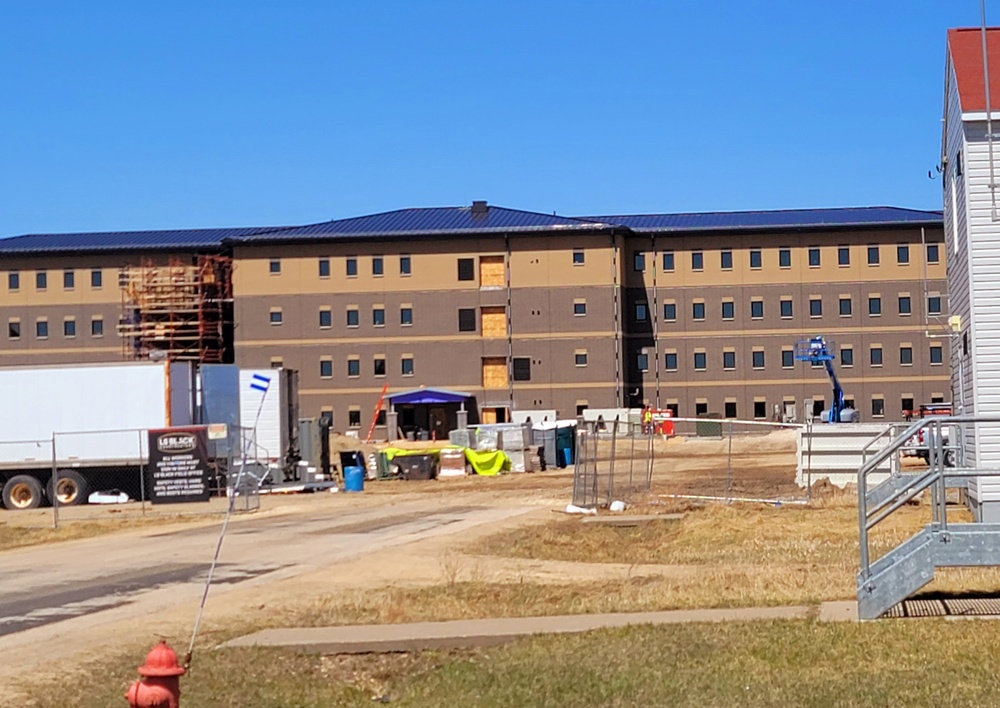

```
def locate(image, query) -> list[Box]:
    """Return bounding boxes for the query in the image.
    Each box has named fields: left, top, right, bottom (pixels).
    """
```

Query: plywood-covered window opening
left=479, top=255, right=505, bottom=288
left=481, top=306, right=507, bottom=337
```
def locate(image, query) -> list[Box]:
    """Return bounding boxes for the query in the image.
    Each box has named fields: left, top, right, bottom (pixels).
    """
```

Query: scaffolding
left=118, top=256, right=234, bottom=363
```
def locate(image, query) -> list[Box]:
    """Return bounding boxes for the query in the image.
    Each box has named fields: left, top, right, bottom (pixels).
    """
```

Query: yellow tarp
left=382, top=446, right=509, bottom=476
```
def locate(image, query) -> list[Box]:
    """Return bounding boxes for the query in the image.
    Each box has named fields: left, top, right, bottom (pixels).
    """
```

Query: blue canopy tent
left=385, top=387, right=475, bottom=440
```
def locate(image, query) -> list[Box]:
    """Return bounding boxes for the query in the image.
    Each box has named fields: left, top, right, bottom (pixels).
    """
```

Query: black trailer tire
left=48, top=470, right=90, bottom=506
left=3, top=475, right=45, bottom=510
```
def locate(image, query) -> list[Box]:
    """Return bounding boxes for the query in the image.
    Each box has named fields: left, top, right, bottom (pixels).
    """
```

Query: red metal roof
left=948, top=27, right=1000, bottom=112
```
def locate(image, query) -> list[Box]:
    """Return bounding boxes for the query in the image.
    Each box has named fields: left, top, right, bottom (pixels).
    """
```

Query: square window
left=458, top=308, right=476, bottom=332
left=401, top=307, right=413, bottom=325
left=692, top=302, right=705, bottom=320
left=694, top=352, right=707, bottom=370
left=663, top=252, right=675, bottom=271
left=271, top=359, right=284, bottom=369
left=269, top=258, right=281, bottom=274
left=867, top=246, right=880, bottom=265
left=720, top=250, right=733, bottom=270
left=347, top=309, right=359, bottom=327
left=780, top=299, right=793, bottom=318
left=513, top=357, right=531, bottom=381
left=841, top=348, right=854, bottom=366
left=897, top=245, right=910, bottom=264
left=8, top=272, right=19, bottom=291
left=664, top=303, right=676, bottom=321
left=634, top=252, right=645, bottom=272
left=665, top=352, right=678, bottom=371
left=637, top=353, right=649, bottom=372
left=269, top=310, right=283, bottom=325
left=319, top=310, right=332, bottom=328
left=750, top=249, right=762, bottom=269
left=695, top=402, right=708, bottom=416
left=900, top=346, right=913, bottom=365
left=752, top=350, right=765, bottom=368
left=374, top=358, right=386, bottom=377
left=839, top=298, right=852, bottom=316
left=319, top=259, right=330, bottom=278
left=898, top=296, right=912, bottom=315
left=372, top=257, right=384, bottom=276
left=782, top=350, right=794, bottom=368
left=870, top=347, right=883, bottom=366
left=320, top=360, right=333, bottom=378
left=691, top=251, right=704, bottom=270
left=457, top=258, right=475, bottom=281
left=779, top=249, right=791, bottom=268
left=91, top=318, right=103, bottom=337
left=36, top=320, right=48, bottom=338
left=872, top=398, right=885, bottom=417
left=635, top=302, right=648, bottom=322
left=402, top=357, right=414, bottom=376
left=373, top=308, right=385, bottom=326
left=91, top=269, right=102, bottom=288
left=575, top=352, right=588, bottom=367
left=838, top=247, right=850, bottom=266
left=754, top=401, right=767, bottom=419
left=63, top=319, right=75, bottom=337
left=400, top=255, right=412, bottom=275
left=808, top=248, right=821, bottom=267
left=347, top=359, right=360, bottom=377
left=573, top=250, right=585, bottom=265
left=722, top=301, right=734, bottom=320
left=928, top=296, right=942, bottom=315
left=8, top=321, right=21, bottom=339
left=723, top=351, right=736, bottom=369
left=348, top=410, right=361, bottom=427
left=36, top=271, right=47, bottom=290
left=868, top=297, right=882, bottom=316
left=63, top=270, right=74, bottom=290
left=725, top=401, right=737, bottom=418
left=810, top=298, right=822, bottom=317
left=927, top=243, right=940, bottom=264
left=573, top=302, right=587, bottom=316
left=750, top=300, right=764, bottom=319
left=930, top=345, right=943, bottom=364
left=346, top=258, right=358, bottom=277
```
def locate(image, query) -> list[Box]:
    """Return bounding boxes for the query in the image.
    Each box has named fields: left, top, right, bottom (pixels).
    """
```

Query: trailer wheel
left=2, top=475, right=45, bottom=510
left=48, top=470, right=89, bottom=506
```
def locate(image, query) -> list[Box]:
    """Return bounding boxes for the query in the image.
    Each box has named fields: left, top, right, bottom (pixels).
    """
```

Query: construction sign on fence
left=147, top=426, right=211, bottom=504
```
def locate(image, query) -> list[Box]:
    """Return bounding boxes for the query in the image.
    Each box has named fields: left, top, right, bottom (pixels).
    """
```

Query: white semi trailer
left=0, top=361, right=196, bottom=510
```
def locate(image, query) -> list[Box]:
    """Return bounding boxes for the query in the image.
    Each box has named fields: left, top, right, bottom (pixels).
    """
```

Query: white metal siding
left=239, top=368, right=286, bottom=464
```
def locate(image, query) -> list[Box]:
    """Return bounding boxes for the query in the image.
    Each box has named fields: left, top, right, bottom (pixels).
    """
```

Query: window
left=505, top=357, right=528, bottom=381
left=930, top=345, right=943, bottom=365
left=867, top=245, right=880, bottom=265
left=780, top=299, right=793, bottom=318
left=754, top=401, right=767, bottom=419
left=752, top=350, right=765, bottom=369
left=897, top=245, right=910, bottom=264
left=692, top=302, right=705, bottom=320
left=319, top=259, right=330, bottom=278
left=900, top=346, right=913, bottom=365
left=694, top=352, right=707, bottom=370
left=663, top=303, right=676, bottom=321
left=695, top=402, right=708, bottom=416
left=663, top=252, right=675, bottom=271
left=91, top=269, right=102, bottom=288
left=868, top=297, right=882, bottom=316
left=779, top=249, right=791, bottom=268
left=898, top=296, right=911, bottom=315
left=634, top=252, right=645, bottom=272
left=91, top=317, right=103, bottom=337
left=723, top=351, right=736, bottom=369
left=458, top=308, right=476, bottom=332
left=838, top=247, right=850, bottom=266
left=573, top=249, right=585, bottom=265
left=8, top=320, right=20, bottom=339
left=928, top=296, right=942, bottom=315
left=750, top=300, right=764, bottom=319
left=400, top=255, right=412, bottom=275
left=36, top=320, right=48, bottom=338
left=749, top=249, right=762, bottom=269
left=637, top=353, right=649, bottom=372
left=841, top=348, right=854, bottom=367
left=870, top=346, right=883, bottom=366
left=373, top=307, right=385, bottom=326
left=457, top=258, right=475, bottom=281
left=575, top=351, right=588, bottom=367
left=269, top=258, right=281, bottom=274
left=63, top=319, right=75, bottom=337
left=7, top=272, right=18, bottom=291
left=269, top=309, right=283, bottom=325
left=346, top=258, right=358, bottom=277
left=725, top=401, right=737, bottom=418
left=808, top=248, right=821, bottom=267
left=665, top=352, right=678, bottom=371
left=721, top=301, right=735, bottom=320
left=782, top=349, right=794, bottom=368
left=36, top=271, right=47, bottom=290
left=872, top=398, right=885, bottom=417
left=320, top=360, right=333, bottom=379
left=839, top=298, right=852, bottom=316
left=348, top=410, right=361, bottom=427
left=372, top=257, right=384, bottom=276
left=691, top=251, right=704, bottom=270
left=63, top=270, right=74, bottom=290
left=271, top=358, right=284, bottom=369
left=347, top=359, right=360, bottom=377
left=374, top=357, right=386, bottom=377
left=319, top=309, right=332, bottom=328
left=347, top=308, right=359, bottom=327
left=401, top=307, right=413, bottom=325
left=810, top=298, right=822, bottom=317
left=720, top=250, right=733, bottom=270
left=402, top=357, right=414, bottom=376
left=573, top=301, right=587, bottom=316
left=927, top=243, right=940, bottom=264
left=634, top=302, right=648, bottom=322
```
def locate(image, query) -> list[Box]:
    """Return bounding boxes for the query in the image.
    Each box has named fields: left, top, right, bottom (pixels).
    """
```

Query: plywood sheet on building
left=482, top=357, right=507, bottom=389
left=479, top=256, right=505, bottom=287
left=481, top=306, right=506, bottom=338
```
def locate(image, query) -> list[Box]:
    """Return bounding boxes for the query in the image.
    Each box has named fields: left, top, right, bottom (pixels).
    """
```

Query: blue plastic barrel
left=344, top=465, right=365, bottom=492
left=557, top=447, right=573, bottom=468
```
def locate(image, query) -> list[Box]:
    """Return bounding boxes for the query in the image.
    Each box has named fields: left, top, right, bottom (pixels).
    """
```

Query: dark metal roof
left=581, top=207, right=943, bottom=232
left=0, top=226, right=285, bottom=255
left=237, top=205, right=614, bottom=243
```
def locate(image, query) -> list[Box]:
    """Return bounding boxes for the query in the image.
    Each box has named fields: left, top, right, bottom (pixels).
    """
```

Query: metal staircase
left=858, top=415, right=1000, bottom=619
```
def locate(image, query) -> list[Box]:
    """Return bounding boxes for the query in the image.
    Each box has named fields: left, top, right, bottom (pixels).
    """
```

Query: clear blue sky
left=0, top=1, right=986, bottom=235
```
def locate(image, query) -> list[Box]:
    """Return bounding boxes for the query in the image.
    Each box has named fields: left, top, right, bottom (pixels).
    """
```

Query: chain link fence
left=572, top=420, right=654, bottom=507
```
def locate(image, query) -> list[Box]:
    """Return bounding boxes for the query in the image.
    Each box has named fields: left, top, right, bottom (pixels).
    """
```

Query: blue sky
left=0, top=1, right=985, bottom=235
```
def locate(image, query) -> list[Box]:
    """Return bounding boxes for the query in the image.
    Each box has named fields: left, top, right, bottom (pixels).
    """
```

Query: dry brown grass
left=0, top=514, right=208, bottom=551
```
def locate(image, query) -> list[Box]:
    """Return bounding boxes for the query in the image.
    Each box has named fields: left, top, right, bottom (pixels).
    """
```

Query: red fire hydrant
left=125, top=640, right=186, bottom=708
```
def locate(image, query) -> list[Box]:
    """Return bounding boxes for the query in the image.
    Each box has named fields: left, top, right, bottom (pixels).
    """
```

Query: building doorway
left=481, top=406, right=509, bottom=424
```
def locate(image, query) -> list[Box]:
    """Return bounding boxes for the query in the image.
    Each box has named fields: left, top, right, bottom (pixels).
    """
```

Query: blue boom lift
left=795, top=336, right=845, bottom=423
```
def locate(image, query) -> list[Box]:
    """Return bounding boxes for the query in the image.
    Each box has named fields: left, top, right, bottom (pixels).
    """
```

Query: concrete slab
left=818, top=601, right=858, bottom=622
